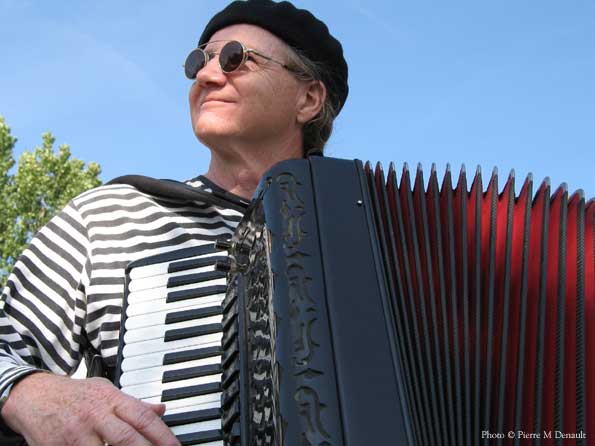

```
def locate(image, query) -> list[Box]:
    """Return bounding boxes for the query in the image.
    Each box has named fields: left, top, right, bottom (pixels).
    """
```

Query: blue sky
left=1, top=0, right=594, bottom=197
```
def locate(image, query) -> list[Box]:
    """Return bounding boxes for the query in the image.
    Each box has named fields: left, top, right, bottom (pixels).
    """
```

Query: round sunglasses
left=183, top=40, right=297, bottom=79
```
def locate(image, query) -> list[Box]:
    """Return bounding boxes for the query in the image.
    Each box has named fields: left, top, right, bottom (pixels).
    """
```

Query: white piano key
left=126, top=293, right=225, bottom=318
left=121, top=373, right=221, bottom=400
left=129, top=253, right=223, bottom=280
left=171, top=418, right=221, bottom=436
left=164, top=399, right=220, bottom=416
left=127, top=286, right=166, bottom=304
left=166, top=394, right=221, bottom=413
left=122, top=332, right=222, bottom=358
left=127, top=277, right=226, bottom=304
left=120, top=341, right=221, bottom=372
left=128, top=264, right=219, bottom=292
left=124, top=314, right=222, bottom=344
left=124, top=308, right=166, bottom=329
left=119, top=355, right=221, bottom=387
left=141, top=392, right=221, bottom=410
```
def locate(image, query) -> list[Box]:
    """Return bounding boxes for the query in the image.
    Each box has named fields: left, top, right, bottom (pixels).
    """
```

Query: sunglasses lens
left=219, top=41, right=245, bottom=72
left=184, top=49, right=206, bottom=79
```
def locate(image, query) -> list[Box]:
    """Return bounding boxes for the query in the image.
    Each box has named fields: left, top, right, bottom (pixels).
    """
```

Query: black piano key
left=163, top=346, right=221, bottom=366
left=177, top=429, right=223, bottom=445
left=162, top=363, right=222, bottom=383
left=163, top=407, right=221, bottom=427
left=126, top=244, right=218, bottom=270
left=168, top=255, right=227, bottom=274
left=221, top=400, right=240, bottom=430
left=161, top=381, right=221, bottom=402
left=221, top=320, right=237, bottom=349
left=214, top=239, right=231, bottom=250
left=222, top=343, right=238, bottom=368
left=228, top=422, right=241, bottom=443
left=167, top=285, right=227, bottom=303
left=214, top=259, right=231, bottom=272
left=167, top=270, right=226, bottom=288
left=221, top=361, right=239, bottom=387
left=165, top=305, right=222, bottom=325
left=221, top=377, right=239, bottom=409
left=221, top=301, right=238, bottom=330
left=164, top=323, right=223, bottom=342
left=222, top=291, right=237, bottom=313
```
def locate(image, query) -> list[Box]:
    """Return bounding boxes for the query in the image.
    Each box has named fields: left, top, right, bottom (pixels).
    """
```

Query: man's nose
left=196, top=57, right=226, bottom=87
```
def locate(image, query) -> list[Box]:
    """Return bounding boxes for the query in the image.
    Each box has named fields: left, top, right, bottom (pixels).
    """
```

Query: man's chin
left=194, top=120, right=233, bottom=139
left=195, top=129, right=236, bottom=150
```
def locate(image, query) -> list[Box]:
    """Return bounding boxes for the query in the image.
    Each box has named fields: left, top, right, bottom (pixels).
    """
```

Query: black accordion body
left=113, top=157, right=594, bottom=445
left=220, top=157, right=594, bottom=446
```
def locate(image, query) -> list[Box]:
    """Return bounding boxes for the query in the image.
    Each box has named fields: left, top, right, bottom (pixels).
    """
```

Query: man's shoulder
left=70, top=182, right=157, bottom=207
left=68, top=175, right=247, bottom=217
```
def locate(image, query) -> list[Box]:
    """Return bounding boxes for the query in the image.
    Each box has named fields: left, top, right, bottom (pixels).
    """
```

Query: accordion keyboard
left=114, top=245, right=229, bottom=446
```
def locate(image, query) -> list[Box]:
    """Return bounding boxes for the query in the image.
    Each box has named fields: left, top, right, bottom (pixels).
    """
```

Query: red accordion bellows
left=365, top=162, right=594, bottom=445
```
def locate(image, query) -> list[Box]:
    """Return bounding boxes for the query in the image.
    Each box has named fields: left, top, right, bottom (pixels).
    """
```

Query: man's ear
left=296, top=80, right=326, bottom=124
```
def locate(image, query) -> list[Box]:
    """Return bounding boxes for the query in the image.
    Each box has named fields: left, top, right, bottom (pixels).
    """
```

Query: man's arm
left=0, top=200, right=90, bottom=441
left=0, top=200, right=181, bottom=446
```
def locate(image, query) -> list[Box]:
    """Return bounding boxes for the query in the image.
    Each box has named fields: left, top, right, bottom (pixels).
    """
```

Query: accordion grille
left=365, top=161, right=593, bottom=445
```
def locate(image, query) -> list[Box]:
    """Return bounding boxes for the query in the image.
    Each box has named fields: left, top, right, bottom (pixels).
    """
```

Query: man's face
left=189, top=24, right=305, bottom=151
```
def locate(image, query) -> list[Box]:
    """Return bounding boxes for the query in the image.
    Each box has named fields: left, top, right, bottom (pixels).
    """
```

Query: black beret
left=199, top=0, right=349, bottom=114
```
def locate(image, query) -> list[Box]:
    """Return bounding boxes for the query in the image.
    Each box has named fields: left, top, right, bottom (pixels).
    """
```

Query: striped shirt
left=0, top=176, right=247, bottom=420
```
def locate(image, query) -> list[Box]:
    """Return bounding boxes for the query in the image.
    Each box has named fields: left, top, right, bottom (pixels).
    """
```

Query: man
left=0, top=1, right=348, bottom=445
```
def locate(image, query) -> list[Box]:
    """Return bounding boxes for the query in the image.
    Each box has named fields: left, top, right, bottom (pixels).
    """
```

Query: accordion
left=220, top=157, right=594, bottom=445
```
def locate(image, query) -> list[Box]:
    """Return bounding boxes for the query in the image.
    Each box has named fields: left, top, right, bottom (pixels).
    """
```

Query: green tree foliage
left=0, top=116, right=102, bottom=286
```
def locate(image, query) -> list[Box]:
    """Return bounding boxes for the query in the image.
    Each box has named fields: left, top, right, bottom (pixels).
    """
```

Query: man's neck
left=203, top=138, right=303, bottom=199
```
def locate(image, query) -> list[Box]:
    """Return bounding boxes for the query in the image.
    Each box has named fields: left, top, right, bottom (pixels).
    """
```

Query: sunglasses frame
left=184, top=40, right=297, bottom=79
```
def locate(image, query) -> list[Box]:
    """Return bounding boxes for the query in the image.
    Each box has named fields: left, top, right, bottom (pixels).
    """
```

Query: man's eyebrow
left=202, top=44, right=220, bottom=52
left=200, top=40, right=226, bottom=50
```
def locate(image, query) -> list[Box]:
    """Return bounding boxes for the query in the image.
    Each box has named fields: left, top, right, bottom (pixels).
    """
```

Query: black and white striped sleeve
left=0, top=198, right=91, bottom=393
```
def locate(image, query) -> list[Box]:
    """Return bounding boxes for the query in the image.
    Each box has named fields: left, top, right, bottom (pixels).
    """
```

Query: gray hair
left=284, top=46, right=338, bottom=156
